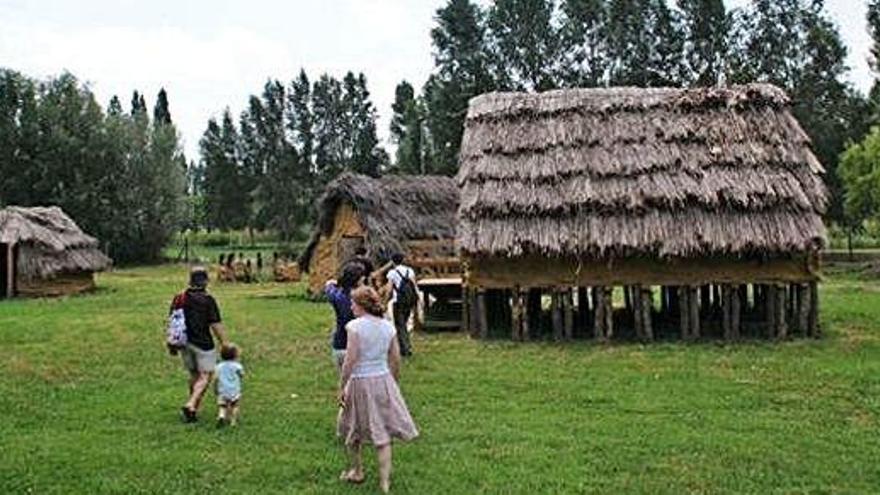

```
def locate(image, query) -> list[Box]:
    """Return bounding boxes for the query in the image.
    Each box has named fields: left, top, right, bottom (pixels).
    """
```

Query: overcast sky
left=0, top=0, right=872, bottom=160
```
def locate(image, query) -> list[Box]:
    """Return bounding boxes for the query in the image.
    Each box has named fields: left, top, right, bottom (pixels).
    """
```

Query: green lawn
left=1, top=265, right=879, bottom=494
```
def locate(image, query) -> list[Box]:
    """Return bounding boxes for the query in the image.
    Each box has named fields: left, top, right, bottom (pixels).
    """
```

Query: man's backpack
left=394, top=268, right=418, bottom=309
left=166, top=292, right=188, bottom=349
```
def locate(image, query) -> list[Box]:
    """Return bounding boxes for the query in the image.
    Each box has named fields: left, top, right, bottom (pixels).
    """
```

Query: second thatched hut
left=0, top=206, right=112, bottom=298
left=457, top=84, right=826, bottom=341
left=300, top=173, right=460, bottom=294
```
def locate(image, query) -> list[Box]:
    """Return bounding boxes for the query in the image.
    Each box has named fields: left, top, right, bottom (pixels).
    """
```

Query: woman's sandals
left=339, top=469, right=365, bottom=484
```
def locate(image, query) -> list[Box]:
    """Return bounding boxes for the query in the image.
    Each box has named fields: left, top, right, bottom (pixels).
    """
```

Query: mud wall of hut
left=307, top=203, right=365, bottom=294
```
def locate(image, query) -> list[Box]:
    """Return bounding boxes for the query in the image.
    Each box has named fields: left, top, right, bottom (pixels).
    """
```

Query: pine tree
left=606, top=0, right=685, bottom=87
left=424, top=0, right=496, bottom=174
left=153, top=88, right=172, bottom=125
left=559, top=0, right=610, bottom=87
left=678, top=0, right=729, bottom=86
left=107, top=95, right=123, bottom=116
left=391, top=81, right=426, bottom=174
left=487, top=0, right=559, bottom=90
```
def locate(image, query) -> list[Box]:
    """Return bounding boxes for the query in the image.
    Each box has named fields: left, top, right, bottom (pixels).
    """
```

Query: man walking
left=174, top=267, right=228, bottom=422
left=386, top=253, right=417, bottom=357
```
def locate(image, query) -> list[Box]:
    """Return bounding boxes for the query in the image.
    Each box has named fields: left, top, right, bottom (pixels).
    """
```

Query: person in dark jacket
left=325, top=262, right=366, bottom=374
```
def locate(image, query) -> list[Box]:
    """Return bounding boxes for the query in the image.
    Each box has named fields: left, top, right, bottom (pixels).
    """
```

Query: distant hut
left=300, top=173, right=460, bottom=295
left=0, top=206, right=112, bottom=298
left=458, top=84, right=826, bottom=341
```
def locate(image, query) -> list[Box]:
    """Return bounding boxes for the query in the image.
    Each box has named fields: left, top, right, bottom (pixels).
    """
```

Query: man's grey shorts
left=180, top=344, right=217, bottom=373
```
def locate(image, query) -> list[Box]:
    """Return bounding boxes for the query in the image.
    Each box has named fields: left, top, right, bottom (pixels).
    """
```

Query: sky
left=0, top=0, right=873, bottom=161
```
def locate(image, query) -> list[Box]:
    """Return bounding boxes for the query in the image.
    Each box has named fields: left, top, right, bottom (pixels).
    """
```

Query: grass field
left=1, top=264, right=879, bottom=494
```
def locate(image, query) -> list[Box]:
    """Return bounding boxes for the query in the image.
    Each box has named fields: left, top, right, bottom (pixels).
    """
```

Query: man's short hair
left=190, top=267, right=209, bottom=288
left=355, top=247, right=367, bottom=256
left=391, top=252, right=404, bottom=265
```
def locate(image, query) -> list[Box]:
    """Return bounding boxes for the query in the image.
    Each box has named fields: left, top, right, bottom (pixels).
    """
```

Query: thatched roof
left=0, top=206, right=112, bottom=279
left=300, top=173, right=459, bottom=270
left=457, top=84, right=827, bottom=259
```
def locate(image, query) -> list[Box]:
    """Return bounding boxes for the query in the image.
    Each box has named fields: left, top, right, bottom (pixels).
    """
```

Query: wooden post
left=593, top=286, right=607, bottom=342
left=520, top=288, right=530, bottom=342
left=462, top=286, right=471, bottom=335
left=527, top=289, right=542, bottom=340
left=738, top=285, right=749, bottom=316
left=511, top=287, right=523, bottom=341
left=641, top=286, right=653, bottom=342
left=722, top=284, right=732, bottom=340
left=605, top=287, right=614, bottom=340
left=808, top=281, right=819, bottom=337
left=689, top=286, right=701, bottom=340
left=551, top=289, right=563, bottom=341
left=679, top=286, right=690, bottom=340
left=563, top=288, right=574, bottom=340
left=700, top=285, right=711, bottom=317
left=766, top=284, right=777, bottom=339
left=776, top=284, right=788, bottom=339
left=731, top=285, right=741, bottom=340
left=712, top=284, right=722, bottom=314
left=477, top=289, right=488, bottom=339
left=633, top=284, right=644, bottom=340
left=797, top=284, right=810, bottom=337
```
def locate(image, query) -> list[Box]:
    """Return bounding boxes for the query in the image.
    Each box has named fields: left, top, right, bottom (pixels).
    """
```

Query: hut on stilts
left=457, top=84, right=826, bottom=342
left=0, top=206, right=112, bottom=298
left=300, top=173, right=460, bottom=295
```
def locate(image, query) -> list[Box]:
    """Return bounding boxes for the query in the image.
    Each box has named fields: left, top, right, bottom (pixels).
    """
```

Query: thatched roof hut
left=458, top=84, right=825, bottom=342
left=0, top=206, right=112, bottom=298
left=300, top=173, right=459, bottom=294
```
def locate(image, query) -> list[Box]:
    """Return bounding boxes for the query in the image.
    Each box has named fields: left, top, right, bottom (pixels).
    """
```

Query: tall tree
left=153, top=87, right=172, bottom=125
left=390, top=81, right=426, bottom=174
left=677, top=0, right=729, bottom=86
left=606, top=0, right=685, bottom=87
left=487, top=0, right=559, bottom=90
left=424, top=0, right=497, bottom=174
left=867, top=0, right=880, bottom=122
left=558, top=0, right=610, bottom=87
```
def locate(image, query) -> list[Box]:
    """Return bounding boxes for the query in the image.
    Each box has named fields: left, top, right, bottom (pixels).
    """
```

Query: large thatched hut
left=0, top=206, right=112, bottom=298
left=458, top=84, right=825, bottom=341
left=300, top=173, right=460, bottom=294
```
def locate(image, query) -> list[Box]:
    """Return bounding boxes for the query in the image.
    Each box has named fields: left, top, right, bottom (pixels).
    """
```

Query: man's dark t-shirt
left=181, top=288, right=222, bottom=351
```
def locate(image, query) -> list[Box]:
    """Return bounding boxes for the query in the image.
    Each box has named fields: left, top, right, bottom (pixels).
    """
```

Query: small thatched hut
left=0, top=206, right=112, bottom=298
left=458, top=84, right=826, bottom=341
left=300, top=173, right=460, bottom=294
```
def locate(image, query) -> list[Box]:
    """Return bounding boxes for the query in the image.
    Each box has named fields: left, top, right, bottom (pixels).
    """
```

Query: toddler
left=215, top=343, right=244, bottom=426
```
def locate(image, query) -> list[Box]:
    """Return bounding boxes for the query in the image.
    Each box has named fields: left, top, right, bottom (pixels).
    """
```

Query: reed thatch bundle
left=300, top=173, right=459, bottom=269
left=0, top=206, right=112, bottom=279
left=458, top=84, right=827, bottom=259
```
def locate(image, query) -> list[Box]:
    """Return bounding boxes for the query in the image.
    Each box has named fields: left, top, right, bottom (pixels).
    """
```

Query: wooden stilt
left=633, top=284, right=644, bottom=340
left=563, top=288, right=574, bottom=340
left=527, top=289, right=542, bottom=340
left=679, top=286, right=690, bottom=340
left=551, top=289, right=563, bottom=341
left=689, top=286, right=701, bottom=340
left=776, top=284, right=788, bottom=339
left=520, top=289, right=530, bottom=341
left=738, top=285, right=748, bottom=315
left=641, top=287, right=653, bottom=342
left=604, top=287, right=614, bottom=340
left=593, top=286, right=605, bottom=341
left=797, top=284, right=809, bottom=336
left=462, top=286, right=471, bottom=335
left=623, top=286, right=633, bottom=315
left=722, top=284, right=732, bottom=340
left=808, top=282, right=819, bottom=337
left=766, top=284, right=777, bottom=339
left=700, top=285, right=711, bottom=317
left=731, top=285, right=741, bottom=340
left=712, top=284, right=722, bottom=314
left=477, top=289, right=488, bottom=339
left=511, top=287, right=523, bottom=341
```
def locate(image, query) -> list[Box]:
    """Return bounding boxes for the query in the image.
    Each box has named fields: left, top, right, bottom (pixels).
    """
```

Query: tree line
left=0, top=69, right=186, bottom=263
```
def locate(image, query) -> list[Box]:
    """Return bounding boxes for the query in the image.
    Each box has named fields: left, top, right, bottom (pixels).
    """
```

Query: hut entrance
left=337, top=236, right=365, bottom=266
